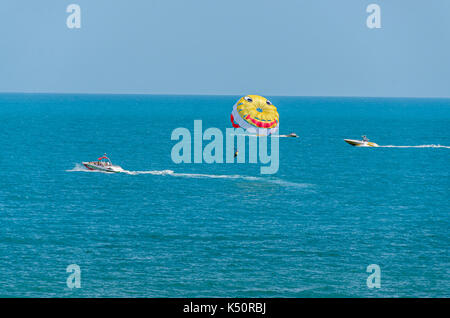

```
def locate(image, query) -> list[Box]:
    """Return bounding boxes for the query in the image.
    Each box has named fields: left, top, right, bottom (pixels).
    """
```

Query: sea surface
left=0, top=93, right=449, bottom=297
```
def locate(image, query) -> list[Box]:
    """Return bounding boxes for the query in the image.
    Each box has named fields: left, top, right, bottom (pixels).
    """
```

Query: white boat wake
left=379, top=144, right=450, bottom=148
left=67, top=164, right=311, bottom=189
left=122, top=169, right=175, bottom=176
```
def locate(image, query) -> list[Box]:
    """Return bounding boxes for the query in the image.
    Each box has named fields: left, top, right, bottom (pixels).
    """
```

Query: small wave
left=266, top=178, right=312, bottom=188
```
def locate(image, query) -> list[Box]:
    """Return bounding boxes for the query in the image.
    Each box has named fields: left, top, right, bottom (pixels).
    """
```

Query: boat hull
left=82, top=162, right=124, bottom=173
left=344, top=139, right=379, bottom=147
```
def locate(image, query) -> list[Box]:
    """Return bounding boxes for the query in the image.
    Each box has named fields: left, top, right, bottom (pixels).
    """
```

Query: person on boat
left=362, top=135, right=368, bottom=142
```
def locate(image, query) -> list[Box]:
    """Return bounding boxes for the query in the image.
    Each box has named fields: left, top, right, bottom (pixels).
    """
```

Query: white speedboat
left=344, top=136, right=379, bottom=147
left=82, top=154, right=124, bottom=173
left=280, top=132, right=299, bottom=137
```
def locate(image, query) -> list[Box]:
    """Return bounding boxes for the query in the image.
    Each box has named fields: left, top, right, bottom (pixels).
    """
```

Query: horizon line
left=0, top=91, right=449, bottom=100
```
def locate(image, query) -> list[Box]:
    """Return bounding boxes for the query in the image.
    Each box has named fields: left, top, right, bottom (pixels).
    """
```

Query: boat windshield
left=96, top=154, right=112, bottom=165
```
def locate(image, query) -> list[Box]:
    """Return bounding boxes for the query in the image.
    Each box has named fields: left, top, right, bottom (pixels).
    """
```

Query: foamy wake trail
left=379, top=144, right=450, bottom=148
left=171, top=172, right=311, bottom=188
left=122, top=170, right=174, bottom=175
left=171, top=172, right=260, bottom=181
left=66, top=164, right=310, bottom=188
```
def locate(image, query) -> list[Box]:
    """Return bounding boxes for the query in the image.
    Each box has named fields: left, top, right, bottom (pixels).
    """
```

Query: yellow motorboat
left=344, top=136, right=379, bottom=147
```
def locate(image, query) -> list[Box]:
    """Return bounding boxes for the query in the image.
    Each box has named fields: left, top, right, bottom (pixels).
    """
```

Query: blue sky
left=1, top=0, right=449, bottom=97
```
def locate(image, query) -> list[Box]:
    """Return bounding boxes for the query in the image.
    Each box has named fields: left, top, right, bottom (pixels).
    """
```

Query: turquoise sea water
left=0, top=94, right=449, bottom=297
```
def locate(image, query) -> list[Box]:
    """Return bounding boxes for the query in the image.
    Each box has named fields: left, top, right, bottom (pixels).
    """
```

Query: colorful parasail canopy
left=230, top=95, right=279, bottom=136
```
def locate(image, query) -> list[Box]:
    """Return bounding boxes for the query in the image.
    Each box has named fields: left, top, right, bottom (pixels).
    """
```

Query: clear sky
left=1, top=0, right=449, bottom=97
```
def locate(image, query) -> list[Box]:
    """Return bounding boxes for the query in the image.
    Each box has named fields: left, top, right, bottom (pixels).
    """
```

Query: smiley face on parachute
left=230, top=95, right=279, bottom=136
